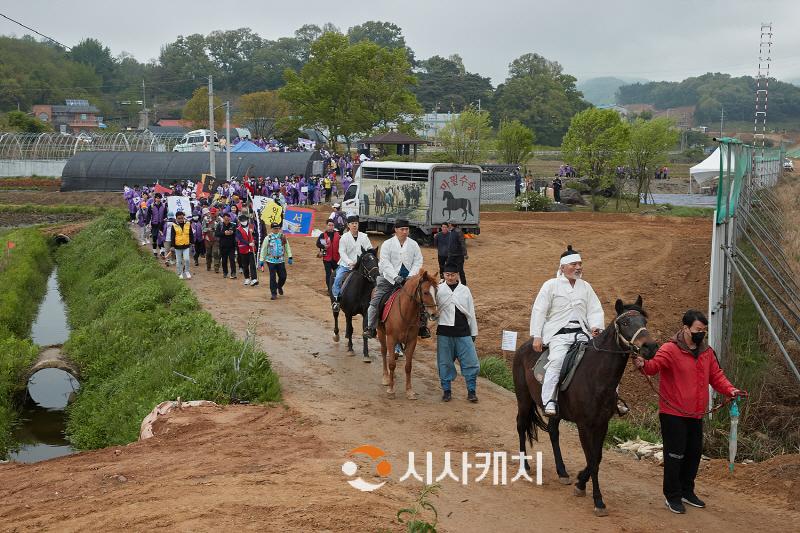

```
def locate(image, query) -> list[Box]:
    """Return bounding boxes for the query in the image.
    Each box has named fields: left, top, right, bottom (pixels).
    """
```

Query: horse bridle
left=359, top=251, right=379, bottom=281
left=592, top=310, right=648, bottom=356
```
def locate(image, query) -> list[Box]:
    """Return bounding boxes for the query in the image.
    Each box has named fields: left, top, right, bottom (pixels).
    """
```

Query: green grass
left=57, top=213, right=281, bottom=449
left=479, top=356, right=514, bottom=392
left=605, top=419, right=661, bottom=446
left=0, top=228, right=52, bottom=456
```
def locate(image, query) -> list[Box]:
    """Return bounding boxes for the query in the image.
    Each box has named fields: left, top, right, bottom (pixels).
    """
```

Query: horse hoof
left=333, top=334, right=339, bottom=342
left=362, top=356, right=371, bottom=364
left=406, top=391, right=418, bottom=400
left=574, top=487, right=586, bottom=497
left=386, top=390, right=395, bottom=399
left=558, top=476, right=571, bottom=485
left=593, top=507, right=608, bottom=517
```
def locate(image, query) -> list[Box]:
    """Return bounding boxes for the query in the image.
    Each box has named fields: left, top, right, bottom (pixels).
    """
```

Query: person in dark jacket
left=146, top=193, right=167, bottom=257
left=447, top=222, right=468, bottom=285
left=434, top=223, right=450, bottom=280
left=317, top=219, right=341, bottom=295
left=634, top=309, right=745, bottom=515
left=215, top=212, right=237, bottom=279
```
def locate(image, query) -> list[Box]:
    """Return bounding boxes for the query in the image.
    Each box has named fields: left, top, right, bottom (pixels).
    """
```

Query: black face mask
left=690, top=331, right=706, bottom=345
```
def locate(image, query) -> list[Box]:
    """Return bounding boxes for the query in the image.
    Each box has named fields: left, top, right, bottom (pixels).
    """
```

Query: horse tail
left=467, top=199, right=473, bottom=216
left=513, top=342, right=549, bottom=444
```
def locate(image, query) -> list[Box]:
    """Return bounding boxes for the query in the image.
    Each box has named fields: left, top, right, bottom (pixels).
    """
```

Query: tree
left=414, top=55, right=493, bottom=113
left=182, top=86, right=223, bottom=129
left=438, top=107, right=492, bottom=164
left=561, top=108, right=629, bottom=211
left=234, top=91, right=289, bottom=139
left=347, top=21, right=414, bottom=64
left=627, top=117, right=678, bottom=206
left=496, top=119, right=535, bottom=164
left=280, top=32, right=420, bottom=150
left=3, top=110, right=50, bottom=132
left=493, top=53, right=589, bottom=146
left=69, top=38, right=116, bottom=86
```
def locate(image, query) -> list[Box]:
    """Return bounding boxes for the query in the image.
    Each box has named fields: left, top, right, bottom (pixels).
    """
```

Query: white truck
left=341, top=161, right=482, bottom=244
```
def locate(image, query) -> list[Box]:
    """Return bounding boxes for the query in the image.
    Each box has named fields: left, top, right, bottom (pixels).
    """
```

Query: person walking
left=203, top=207, right=221, bottom=272
left=145, top=192, right=167, bottom=257
left=552, top=176, right=563, bottom=203
left=436, top=262, right=479, bottom=402
left=215, top=212, right=237, bottom=279
left=236, top=213, right=259, bottom=286
left=170, top=211, right=193, bottom=279
left=317, top=219, right=341, bottom=296
left=259, top=222, right=293, bottom=300
left=447, top=222, right=468, bottom=285
left=190, top=213, right=205, bottom=266
left=323, top=175, right=332, bottom=203
left=634, top=310, right=745, bottom=515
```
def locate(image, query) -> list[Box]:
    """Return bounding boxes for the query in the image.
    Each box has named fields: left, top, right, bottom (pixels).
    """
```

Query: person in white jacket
left=331, top=215, right=373, bottom=311
left=366, top=219, right=426, bottom=338
left=530, top=245, right=604, bottom=416
left=436, top=262, right=479, bottom=403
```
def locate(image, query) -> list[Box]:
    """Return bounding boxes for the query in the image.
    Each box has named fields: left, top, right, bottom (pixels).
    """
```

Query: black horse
left=331, top=248, right=379, bottom=360
left=441, top=190, right=473, bottom=221
left=513, top=296, right=658, bottom=517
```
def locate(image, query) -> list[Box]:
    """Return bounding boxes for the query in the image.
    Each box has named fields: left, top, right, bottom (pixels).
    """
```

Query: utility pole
left=208, top=75, right=215, bottom=178
left=720, top=104, right=724, bottom=138
left=225, top=101, right=231, bottom=183
left=142, top=80, right=146, bottom=112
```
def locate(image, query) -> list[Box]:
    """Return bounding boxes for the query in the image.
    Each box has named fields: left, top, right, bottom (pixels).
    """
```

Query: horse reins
left=590, top=310, right=648, bottom=356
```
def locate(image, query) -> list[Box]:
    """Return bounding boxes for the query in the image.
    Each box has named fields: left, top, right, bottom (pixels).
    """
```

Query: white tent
left=690, top=147, right=734, bottom=186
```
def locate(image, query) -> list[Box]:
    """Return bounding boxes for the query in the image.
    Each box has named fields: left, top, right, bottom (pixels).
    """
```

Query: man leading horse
left=530, top=244, right=628, bottom=417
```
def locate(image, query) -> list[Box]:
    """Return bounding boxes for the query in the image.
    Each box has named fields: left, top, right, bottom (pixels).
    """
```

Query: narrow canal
left=8, top=270, right=79, bottom=463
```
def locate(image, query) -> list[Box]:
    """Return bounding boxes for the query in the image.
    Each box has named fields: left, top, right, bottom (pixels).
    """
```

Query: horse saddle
left=533, top=341, right=588, bottom=391
left=380, top=286, right=403, bottom=323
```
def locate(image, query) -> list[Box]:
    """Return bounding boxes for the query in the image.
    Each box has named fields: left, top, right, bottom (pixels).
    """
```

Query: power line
left=0, top=12, right=71, bottom=51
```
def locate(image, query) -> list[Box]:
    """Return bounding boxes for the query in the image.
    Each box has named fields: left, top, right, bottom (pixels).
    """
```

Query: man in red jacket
left=634, top=309, right=745, bottom=515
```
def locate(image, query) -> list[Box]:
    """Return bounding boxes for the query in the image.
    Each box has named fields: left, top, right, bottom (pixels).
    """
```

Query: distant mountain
left=785, top=78, right=800, bottom=87
left=577, top=77, right=649, bottom=106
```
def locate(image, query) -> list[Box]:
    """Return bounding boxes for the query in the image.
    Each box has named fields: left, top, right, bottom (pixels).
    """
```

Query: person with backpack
left=259, top=222, right=293, bottom=300
left=190, top=214, right=205, bottom=266
left=236, top=213, right=259, bottom=286
left=145, top=192, right=167, bottom=257
left=328, top=203, right=347, bottom=233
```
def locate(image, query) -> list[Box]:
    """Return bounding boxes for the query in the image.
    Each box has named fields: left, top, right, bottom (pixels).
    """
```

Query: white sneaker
left=185, top=272, right=192, bottom=279
left=250, top=279, right=259, bottom=286
left=544, top=401, right=558, bottom=416
left=244, top=278, right=251, bottom=286
left=178, top=273, right=185, bottom=279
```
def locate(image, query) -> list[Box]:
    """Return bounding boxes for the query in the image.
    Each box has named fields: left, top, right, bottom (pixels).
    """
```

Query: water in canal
left=7, top=271, right=79, bottom=463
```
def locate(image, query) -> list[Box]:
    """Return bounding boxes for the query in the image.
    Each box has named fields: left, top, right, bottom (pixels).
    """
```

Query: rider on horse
left=331, top=214, right=373, bottom=312
left=530, top=245, right=605, bottom=416
left=366, top=219, right=430, bottom=339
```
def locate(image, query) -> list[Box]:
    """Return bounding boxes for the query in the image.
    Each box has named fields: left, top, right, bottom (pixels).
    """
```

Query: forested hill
left=617, top=73, right=800, bottom=124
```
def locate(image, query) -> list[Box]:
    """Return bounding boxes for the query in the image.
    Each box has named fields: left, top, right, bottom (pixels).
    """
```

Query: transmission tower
left=753, top=23, right=773, bottom=153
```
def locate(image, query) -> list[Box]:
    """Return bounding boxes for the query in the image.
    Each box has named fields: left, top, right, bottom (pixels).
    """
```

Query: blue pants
left=436, top=335, right=480, bottom=393
left=331, top=264, right=351, bottom=298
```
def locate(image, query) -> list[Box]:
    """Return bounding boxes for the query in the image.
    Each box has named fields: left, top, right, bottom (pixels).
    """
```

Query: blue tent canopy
left=231, top=140, right=266, bottom=153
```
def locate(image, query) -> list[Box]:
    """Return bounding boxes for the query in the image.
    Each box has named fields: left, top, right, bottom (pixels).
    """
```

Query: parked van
left=173, top=129, right=219, bottom=152
left=341, top=161, right=482, bottom=244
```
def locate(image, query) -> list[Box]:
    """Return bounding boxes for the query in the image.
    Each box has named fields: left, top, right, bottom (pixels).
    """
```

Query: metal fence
left=0, top=132, right=185, bottom=160
left=708, top=138, right=800, bottom=384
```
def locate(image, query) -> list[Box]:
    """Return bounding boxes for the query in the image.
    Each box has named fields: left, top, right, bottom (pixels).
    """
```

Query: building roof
left=157, top=119, right=194, bottom=128
left=145, top=126, right=189, bottom=135
left=359, top=131, right=429, bottom=145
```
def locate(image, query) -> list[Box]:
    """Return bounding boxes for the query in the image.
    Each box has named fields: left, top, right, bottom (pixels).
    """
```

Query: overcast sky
left=2, top=0, right=799, bottom=84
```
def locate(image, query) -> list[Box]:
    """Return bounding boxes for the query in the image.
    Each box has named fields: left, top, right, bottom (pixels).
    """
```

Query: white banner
left=297, top=137, right=315, bottom=150
left=252, top=195, right=269, bottom=214
left=166, top=196, right=192, bottom=219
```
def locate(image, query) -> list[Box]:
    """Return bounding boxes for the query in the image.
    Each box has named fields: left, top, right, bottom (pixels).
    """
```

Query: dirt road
left=1, top=210, right=797, bottom=532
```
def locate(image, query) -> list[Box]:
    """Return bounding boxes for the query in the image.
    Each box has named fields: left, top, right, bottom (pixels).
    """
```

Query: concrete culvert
left=54, top=234, right=71, bottom=245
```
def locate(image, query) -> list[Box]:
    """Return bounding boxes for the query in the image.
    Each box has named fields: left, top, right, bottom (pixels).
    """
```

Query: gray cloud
left=2, top=0, right=798, bottom=84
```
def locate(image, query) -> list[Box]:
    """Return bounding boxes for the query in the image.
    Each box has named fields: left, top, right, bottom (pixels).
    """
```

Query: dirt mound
left=702, top=454, right=800, bottom=511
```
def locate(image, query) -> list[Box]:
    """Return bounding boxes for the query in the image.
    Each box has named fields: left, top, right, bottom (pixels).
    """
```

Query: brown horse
left=513, top=296, right=659, bottom=516
left=378, top=270, right=439, bottom=399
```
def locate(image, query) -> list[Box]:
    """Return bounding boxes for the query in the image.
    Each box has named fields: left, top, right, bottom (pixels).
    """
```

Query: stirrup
left=331, top=300, right=340, bottom=312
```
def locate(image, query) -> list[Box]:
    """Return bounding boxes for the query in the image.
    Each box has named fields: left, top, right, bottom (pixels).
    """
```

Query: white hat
left=333, top=203, right=341, bottom=208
